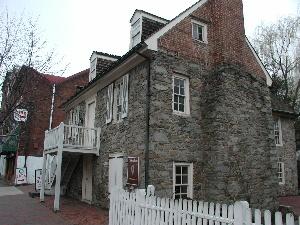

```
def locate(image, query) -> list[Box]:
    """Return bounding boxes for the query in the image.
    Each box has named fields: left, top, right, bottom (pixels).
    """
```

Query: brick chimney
left=210, top=0, right=246, bottom=66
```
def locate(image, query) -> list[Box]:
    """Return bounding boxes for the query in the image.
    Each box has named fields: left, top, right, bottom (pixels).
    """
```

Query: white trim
left=277, top=160, right=285, bottom=185
left=145, top=0, right=208, bottom=51
left=173, top=162, right=193, bottom=199
left=274, top=118, right=283, bottom=147
left=90, top=52, right=119, bottom=62
left=245, top=38, right=272, bottom=86
left=130, top=10, right=169, bottom=24
left=172, top=74, right=190, bottom=116
left=191, top=19, right=208, bottom=44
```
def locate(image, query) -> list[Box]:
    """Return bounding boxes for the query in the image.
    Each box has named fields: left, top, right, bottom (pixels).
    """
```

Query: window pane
left=179, top=103, right=184, bottom=112
left=175, top=194, right=180, bottom=199
left=174, top=102, right=178, bottom=111
left=180, top=87, right=185, bottom=95
left=181, top=194, right=188, bottom=199
left=174, top=86, right=179, bottom=94
left=181, top=186, right=188, bottom=194
left=174, top=78, right=180, bottom=87
left=176, top=166, right=181, bottom=174
left=182, top=175, right=188, bottom=184
left=182, top=166, right=188, bottom=174
left=198, top=26, right=203, bottom=41
left=179, top=96, right=185, bottom=104
left=176, top=176, right=181, bottom=184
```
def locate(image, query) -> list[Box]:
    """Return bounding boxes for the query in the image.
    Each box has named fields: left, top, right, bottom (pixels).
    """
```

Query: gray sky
left=1, top=0, right=299, bottom=76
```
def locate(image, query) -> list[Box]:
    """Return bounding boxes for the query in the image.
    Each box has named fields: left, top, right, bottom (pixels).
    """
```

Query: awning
left=0, top=128, right=19, bottom=155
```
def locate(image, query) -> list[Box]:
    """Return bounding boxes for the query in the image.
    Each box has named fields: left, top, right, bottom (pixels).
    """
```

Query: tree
left=0, top=10, right=69, bottom=126
left=252, top=16, right=300, bottom=110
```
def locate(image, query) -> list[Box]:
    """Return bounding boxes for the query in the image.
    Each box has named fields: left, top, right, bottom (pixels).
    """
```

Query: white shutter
left=106, top=83, right=114, bottom=124
left=121, top=74, right=129, bottom=118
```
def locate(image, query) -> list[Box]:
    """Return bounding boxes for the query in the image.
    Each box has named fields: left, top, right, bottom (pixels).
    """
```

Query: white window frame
left=172, top=75, right=190, bottom=116
left=274, top=118, right=283, bottom=146
left=69, top=106, right=80, bottom=125
left=191, top=20, right=208, bottom=44
left=277, top=159, right=285, bottom=185
left=89, top=57, right=97, bottom=82
left=114, top=79, right=123, bottom=122
left=173, top=162, right=193, bottom=199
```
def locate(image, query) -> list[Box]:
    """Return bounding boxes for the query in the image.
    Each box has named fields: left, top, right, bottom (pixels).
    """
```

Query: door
left=82, top=155, right=93, bottom=203
left=108, top=154, right=124, bottom=193
left=85, top=100, right=96, bottom=146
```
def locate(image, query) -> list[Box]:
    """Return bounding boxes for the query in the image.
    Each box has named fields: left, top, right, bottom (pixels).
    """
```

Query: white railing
left=109, top=187, right=300, bottom=225
left=44, top=126, right=61, bottom=150
left=63, top=124, right=98, bottom=149
left=44, top=122, right=101, bottom=153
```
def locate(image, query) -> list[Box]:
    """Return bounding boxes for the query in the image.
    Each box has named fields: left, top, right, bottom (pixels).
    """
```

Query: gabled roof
left=43, top=74, right=66, bottom=84
left=57, top=69, right=89, bottom=86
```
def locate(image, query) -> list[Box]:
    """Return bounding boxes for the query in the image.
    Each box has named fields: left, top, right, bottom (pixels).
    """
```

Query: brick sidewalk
left=19, top=185, right=109, bottom=225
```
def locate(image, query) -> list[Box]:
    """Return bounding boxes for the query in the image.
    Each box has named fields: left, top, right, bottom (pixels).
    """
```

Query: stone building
left=44, top=0, right=289, bottom=210
left=0, top=66, right=89, bottom=183
left=271, top=97, right=299, bottom=196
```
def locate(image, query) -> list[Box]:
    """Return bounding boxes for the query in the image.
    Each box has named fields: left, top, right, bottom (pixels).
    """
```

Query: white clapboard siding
left=109, top=187, right=300, bottom=225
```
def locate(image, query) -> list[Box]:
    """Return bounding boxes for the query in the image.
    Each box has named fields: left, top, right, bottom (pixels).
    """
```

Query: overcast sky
left=1, top=0, right=299, bottom=76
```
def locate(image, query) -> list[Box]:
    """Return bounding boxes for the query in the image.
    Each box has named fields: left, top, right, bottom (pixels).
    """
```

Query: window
left=173, top=163, right=193, bottom=199
left=192, top=20, right=207, bottom=43
left=106, top=74, right=129, bottom=124
left=274, top=118, right=283, bottom=146
left=173, top=75, right=190, bottom=115
left=277, top=158, right=285, bottom=185
left=69, top=107, right=80, bottom=125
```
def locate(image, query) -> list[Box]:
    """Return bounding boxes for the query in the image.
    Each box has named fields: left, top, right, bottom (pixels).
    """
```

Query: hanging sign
left=127, top=157, right=139, bottom=187
left=35, top=169, right=43, bottom=191
left=14, top=109, right=28, bottom=122
left=15, top=167, right=27, bottom=185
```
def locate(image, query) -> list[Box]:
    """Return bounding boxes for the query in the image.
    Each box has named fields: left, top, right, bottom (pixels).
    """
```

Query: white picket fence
left=109, top=187, right=300, bottom=225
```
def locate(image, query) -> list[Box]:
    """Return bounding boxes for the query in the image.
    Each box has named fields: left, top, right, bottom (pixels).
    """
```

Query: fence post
left=234, top=201, right=250, bottom=225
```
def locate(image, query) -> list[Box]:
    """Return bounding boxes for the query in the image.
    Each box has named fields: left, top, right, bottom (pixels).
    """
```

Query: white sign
left=15, top=167, right=27, bottom=185
left=35, top=169, right=42, bottom=191
left=14, top=109, right=28, bottom=122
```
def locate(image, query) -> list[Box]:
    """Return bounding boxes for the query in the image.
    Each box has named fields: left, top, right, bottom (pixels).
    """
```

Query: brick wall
left=158, top=0, right=266, bottom=80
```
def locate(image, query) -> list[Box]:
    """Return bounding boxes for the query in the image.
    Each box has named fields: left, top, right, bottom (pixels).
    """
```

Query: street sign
left=15, top=167, right=27, bottom=185
left=127, top=157, right=139, bottom=187
left=14, top=109, right=28, bottom=122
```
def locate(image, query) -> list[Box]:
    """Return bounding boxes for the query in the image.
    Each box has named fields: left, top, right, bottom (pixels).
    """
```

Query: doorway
left=82, top=155, right=93, bottom=203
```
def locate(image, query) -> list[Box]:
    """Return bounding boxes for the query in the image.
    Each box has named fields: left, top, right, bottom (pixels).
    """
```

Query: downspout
left=49, top=84, right=56, bottom=130
left=136, top=51, right=151, bottom=188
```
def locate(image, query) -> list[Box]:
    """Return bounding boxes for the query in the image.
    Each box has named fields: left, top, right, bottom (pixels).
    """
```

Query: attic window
left=192, top=20, right=207, bottom=43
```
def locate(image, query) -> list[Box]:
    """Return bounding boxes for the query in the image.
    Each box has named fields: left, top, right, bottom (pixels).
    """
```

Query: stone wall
left=274, top=115, right=298, bottom=196
left=148, top=51, right=278, bottom=210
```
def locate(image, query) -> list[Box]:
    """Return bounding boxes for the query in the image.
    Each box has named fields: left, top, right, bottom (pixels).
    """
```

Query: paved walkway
left=0, top=177, right=108, bottom=225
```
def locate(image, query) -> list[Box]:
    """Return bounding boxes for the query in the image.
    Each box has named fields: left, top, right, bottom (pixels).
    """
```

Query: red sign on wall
left=127, top=157, right=139, bottom=186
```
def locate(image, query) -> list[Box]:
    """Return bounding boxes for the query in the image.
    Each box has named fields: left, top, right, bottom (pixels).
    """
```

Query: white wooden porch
left=40, top=122, right=101, bottom=211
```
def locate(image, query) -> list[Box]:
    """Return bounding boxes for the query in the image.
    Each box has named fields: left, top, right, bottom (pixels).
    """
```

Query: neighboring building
left=42, top=0, right=283, bottom=211
left=0, top=66, right=89, bottom=183
left=271, top=96, right=298, bottom=196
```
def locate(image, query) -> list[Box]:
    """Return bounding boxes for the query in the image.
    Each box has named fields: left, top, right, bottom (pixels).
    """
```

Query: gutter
left=135, top=51, right=151, bottom=189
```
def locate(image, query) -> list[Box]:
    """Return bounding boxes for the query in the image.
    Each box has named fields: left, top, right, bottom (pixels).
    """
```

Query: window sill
left=276, top=144, right=283, bottom=147
left=192, top=39, right=208, bottom=45
left=172, top=111, right=190, bottom=117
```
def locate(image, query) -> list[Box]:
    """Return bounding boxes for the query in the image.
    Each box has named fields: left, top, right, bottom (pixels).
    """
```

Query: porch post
left=40, top=151, right=47, bottom=202
left=96, top=128, right=101, bottom=156
left=54, top=122, right=64, bottom=211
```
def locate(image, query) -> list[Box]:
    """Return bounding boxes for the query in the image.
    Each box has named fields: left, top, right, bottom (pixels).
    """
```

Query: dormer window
left=192, top=20, right=207, bottom=43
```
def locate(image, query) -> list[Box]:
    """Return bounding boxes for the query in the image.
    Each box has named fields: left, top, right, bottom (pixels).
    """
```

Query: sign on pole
left=127, top=157, right=139, bottom=187
left=35, top=169, right=43, bottom=191
left=14, top=109, right=28, bottom=122
left=15, top=167, right=27, bottom=185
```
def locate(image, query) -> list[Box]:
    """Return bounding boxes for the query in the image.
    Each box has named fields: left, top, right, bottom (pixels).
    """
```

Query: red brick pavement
left=18, top=185, right=109, bottom=225
left=279, top=196, right=300, bottom=216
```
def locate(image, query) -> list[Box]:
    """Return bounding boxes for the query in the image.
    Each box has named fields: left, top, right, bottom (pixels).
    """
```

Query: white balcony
left=44, top=122, right=100, bottom=155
